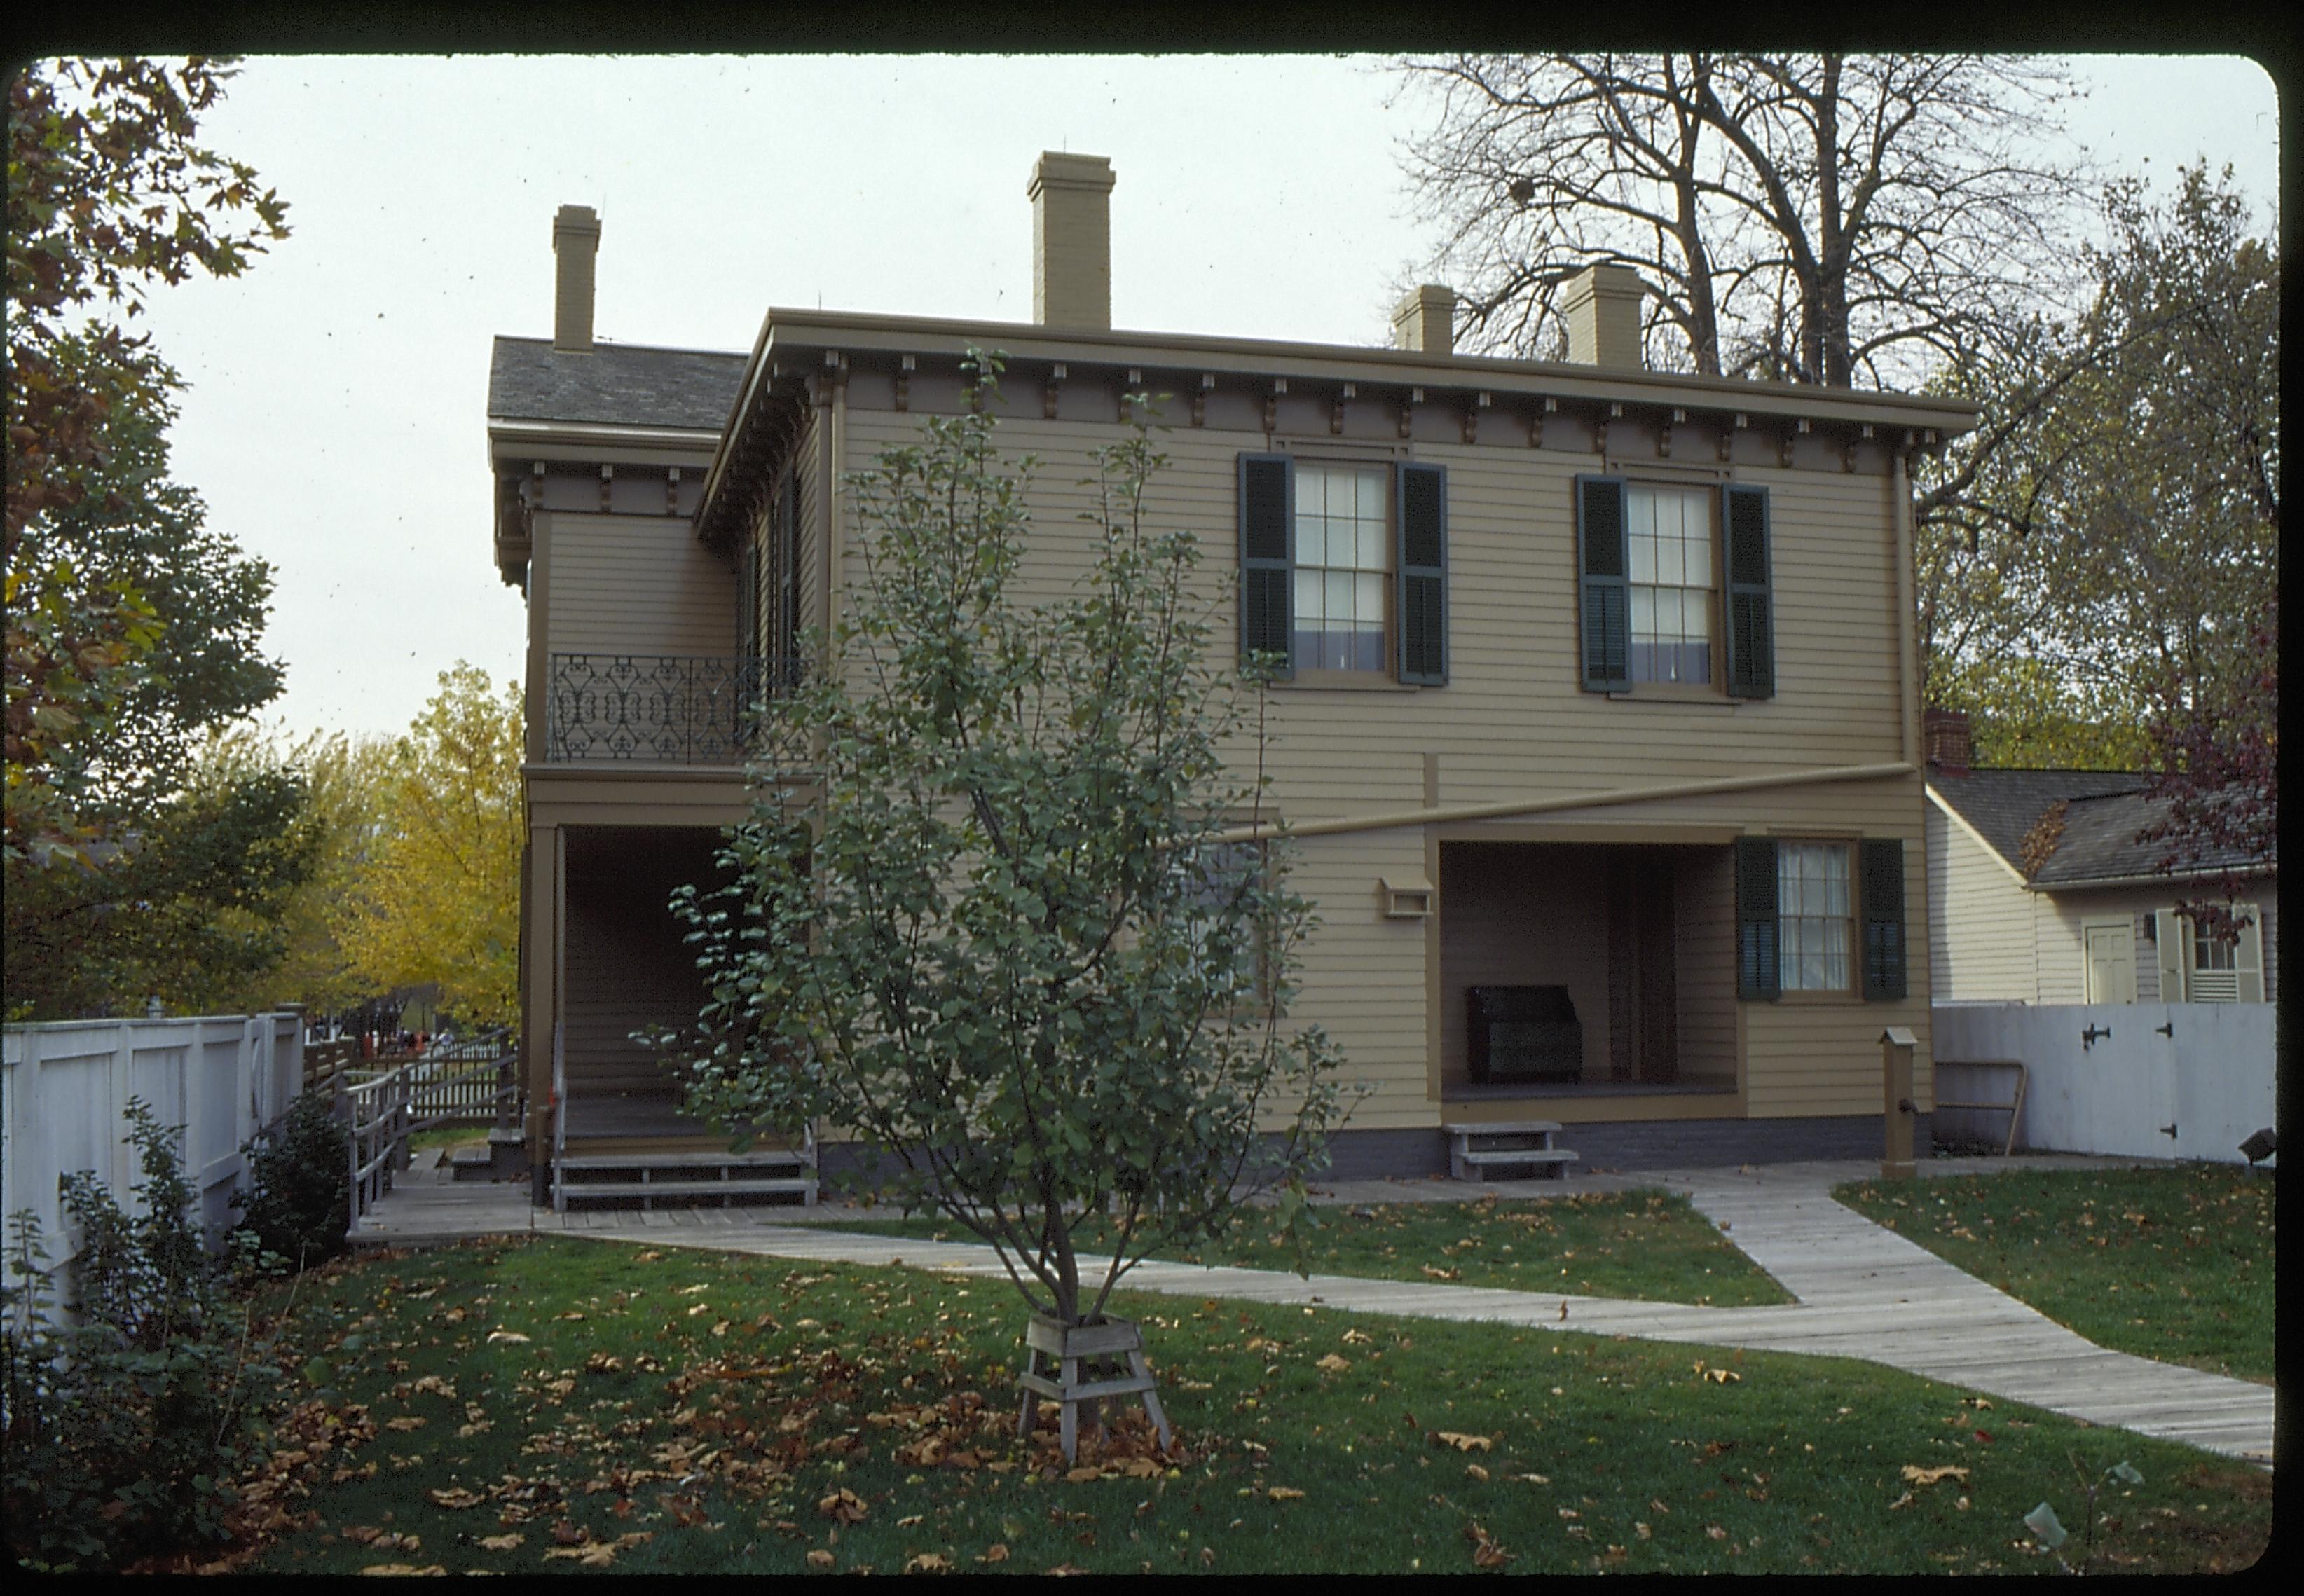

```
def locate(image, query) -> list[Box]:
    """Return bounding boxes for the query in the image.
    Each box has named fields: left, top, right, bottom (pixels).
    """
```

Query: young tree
left=668, top=357, right=1355, bottom=1332
left=6, top=57, right=289, bottom=868
left=2138, top=594, right=2276, bottom=946
left=338, top=665, right=523, bottom=1029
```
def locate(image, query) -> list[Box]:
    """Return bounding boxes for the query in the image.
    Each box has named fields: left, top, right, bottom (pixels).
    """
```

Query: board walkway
left=350, top=1153, right=2273, bottom=1466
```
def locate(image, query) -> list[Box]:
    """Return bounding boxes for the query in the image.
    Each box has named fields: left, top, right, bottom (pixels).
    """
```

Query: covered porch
left=1434, top=839, right=1739, bottom=1108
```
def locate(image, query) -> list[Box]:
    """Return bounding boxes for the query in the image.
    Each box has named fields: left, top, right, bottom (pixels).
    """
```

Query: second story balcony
left=546, top=653, right=797, bottom=765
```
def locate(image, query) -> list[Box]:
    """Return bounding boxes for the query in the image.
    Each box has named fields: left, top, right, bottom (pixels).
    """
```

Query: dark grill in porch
left=547, top=652, right=795, bottom=763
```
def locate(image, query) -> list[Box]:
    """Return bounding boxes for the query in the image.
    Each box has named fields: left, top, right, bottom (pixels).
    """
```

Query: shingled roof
left=1928, top=767, right=2274, bottom=888
left=487, top=336, right=746, bottom=432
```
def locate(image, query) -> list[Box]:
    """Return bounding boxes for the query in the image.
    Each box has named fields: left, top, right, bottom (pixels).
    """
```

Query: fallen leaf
left=1466, top=1464, right=1490, bottom=1483
left=476, top=1534, right=523, bottom=1551
left=1887, top=1490, right=1916, bottom=1511
left=1267, top=1487, right=1305, bottom=1501
left=1341, top=1329, right=1373, bottom=1345
left=904, top=1553, right=952, bottom=1573
left=485, top=1331, right=530, bottom=1345
left=1315, top=1354, right=1351, bottom=1373
left=817, top=1488, right=869, bottom=1525
left=383, top=1417, right=427, bottom=1432
left=1900, top=1465, right=1972, bottom=1487
left=343, top=1525, right=385, bottom=1544
left=981, top=1544, right=1010, bottom=1564
left=636, top=1250, right=663, bottom=1261
left=357, top=1564, right=446, bottom=1576
left=427, top=1487, right=485, bottom=1510
left=806, top=1549, right=835, bottom=1569
left=1706, top=1525, right=1729, bottom=1540
left=1436, top=1432, right=1494, bottom=1452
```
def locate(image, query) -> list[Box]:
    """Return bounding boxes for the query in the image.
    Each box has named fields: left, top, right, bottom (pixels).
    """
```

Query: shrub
left=233, top=1085, right=350, bottom=1270
left=2, top=1099, right=287, bottom=1571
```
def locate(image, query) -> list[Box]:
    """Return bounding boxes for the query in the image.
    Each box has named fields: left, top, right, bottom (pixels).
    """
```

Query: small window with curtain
left=1291, top=462, right=1390, bottom=673
left=1628, top=483, right=1715, bottom=685
left=1778, top=841, right=1852, bottom=992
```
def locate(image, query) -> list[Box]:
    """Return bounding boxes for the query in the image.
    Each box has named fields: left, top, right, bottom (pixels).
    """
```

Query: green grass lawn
left=196, top=1235, right=2267, bottom=1576
left=1835, top=1166, right=2275, bottom=1382
left=814, top=1189, right=1791, bottom=1307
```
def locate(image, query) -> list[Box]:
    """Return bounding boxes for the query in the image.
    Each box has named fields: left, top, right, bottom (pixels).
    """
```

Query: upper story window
left=1579, top=476, right=1773, bottom=699
left=1238, top=453, right=1447, bottom=687
left=1293, top=462, right=1390, bottom=672
left=1628, top=484, right=1715, bottom=685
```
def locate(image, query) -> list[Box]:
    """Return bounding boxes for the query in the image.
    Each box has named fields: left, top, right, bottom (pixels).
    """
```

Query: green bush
left=232, top=1086, right=350, bottom=1270
left=2, top=1099, right=287, bottom=1572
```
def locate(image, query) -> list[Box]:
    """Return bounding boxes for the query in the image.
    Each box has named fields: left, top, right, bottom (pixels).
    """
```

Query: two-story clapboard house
left=486, top=156, right=1978, bottom=1205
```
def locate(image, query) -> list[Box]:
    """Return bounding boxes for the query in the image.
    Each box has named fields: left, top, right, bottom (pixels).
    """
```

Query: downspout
left=1213, top=761, right=1917, bottom=845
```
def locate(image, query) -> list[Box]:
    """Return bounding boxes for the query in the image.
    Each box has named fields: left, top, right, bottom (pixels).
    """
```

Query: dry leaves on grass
left=1315, top=1354, right=1352, bottom=1373
left=1266, top=1487, right=1306, bottom=1501
left=476, top=1534, right=523, bottom=1552
left=807, top=1549, right=836, bottom=1568
left=427, top=1487, right=485, bottom=1511
left=905, top=1553, right=953, bottom=1573
left=484, top=1330, right=530, bottom=1345
left=980, top=1544, right=1010, bottom=1564
left=358, top=1563, right=447, bottom=1576
left=1435, top=1432, right=1494, bottom=1452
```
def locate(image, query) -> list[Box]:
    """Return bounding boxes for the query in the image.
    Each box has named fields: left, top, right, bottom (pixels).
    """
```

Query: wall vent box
left=1467, top=985, right=1582, bottom=1085
left=1380, top=876, right=1434, bottom=918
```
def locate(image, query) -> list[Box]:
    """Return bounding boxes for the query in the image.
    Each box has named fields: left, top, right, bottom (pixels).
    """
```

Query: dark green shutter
left=1238, top=453, right=1294, bottom=677
left=1722, top=484, right=1774, bottom=699
left=1861, top=838, right=1907, bottom=1000
left=1736, top=836, right=1780, bottom=1000
left=1576, top=475, right=1630, bottom=692
left=737, top=540, right=760, bottom=661
left=1397, top=462, right=1447, bottom=685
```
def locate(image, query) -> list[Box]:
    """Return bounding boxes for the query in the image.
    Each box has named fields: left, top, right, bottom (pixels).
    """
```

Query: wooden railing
left=336, top=1029, right=519, bottom=1232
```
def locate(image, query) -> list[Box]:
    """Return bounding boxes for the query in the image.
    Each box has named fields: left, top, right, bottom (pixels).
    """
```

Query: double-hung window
left=1175, top=839, right=1269, bottom=1003
left=1627, top=484, right=1715, bottom=685
left=1578, top=476, right=1772, bottom=697
left=1776, top=841, right=1852, bottom=992
left=1736, top=836, right=1906, bottom=1001
left=1237, top=452, right=1448, bottom=685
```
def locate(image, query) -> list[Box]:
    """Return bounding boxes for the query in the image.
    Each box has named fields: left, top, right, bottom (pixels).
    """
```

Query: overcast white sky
left=126, top=54, right=2280, bottom=743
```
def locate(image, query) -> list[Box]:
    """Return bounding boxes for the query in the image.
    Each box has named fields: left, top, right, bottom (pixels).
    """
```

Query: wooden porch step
left=1444, top=1120, right=1578, bottom=1182
left=556, top=1176, right=819, bottom=1200
left=558, top=1150, right=812, bottom=1172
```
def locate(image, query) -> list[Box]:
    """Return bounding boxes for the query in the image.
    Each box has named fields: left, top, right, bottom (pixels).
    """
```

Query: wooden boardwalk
left=352, top=1155, right=2273, bottom=1466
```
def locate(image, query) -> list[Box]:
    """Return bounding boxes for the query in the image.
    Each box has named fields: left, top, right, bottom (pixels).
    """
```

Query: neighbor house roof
left=487, top=336, right=746, bottom=432
left=1926, top=767, right=2274, bottom=890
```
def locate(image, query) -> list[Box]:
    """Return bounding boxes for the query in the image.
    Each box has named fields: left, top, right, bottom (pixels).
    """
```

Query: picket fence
left=1, top=1012, right=307, bottom=1270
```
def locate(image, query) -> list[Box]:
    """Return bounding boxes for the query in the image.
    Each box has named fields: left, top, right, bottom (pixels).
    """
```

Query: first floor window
left=2189, top=916, right=2241, bottom=1001
left=1628, top=483, right=1715, bottom=685
left=1778, top=841, right=1851, bottom=991
left=1176, top=840, right=1268, bottom=1000
left=1291, top=462, right=1390, bottom=672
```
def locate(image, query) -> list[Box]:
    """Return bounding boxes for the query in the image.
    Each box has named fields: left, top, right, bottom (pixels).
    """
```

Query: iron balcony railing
left=547, top=653, right=799, bottom=764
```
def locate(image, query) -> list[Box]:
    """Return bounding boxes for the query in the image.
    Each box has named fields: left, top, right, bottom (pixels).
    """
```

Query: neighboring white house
left=1921, top=713, right=2275, bottom=1007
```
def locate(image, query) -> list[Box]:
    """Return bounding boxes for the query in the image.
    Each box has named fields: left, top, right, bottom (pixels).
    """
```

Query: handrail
left=338, top=1032, right=520, bottom=1233
left=1933, top=1057, right=2028, bottom=1158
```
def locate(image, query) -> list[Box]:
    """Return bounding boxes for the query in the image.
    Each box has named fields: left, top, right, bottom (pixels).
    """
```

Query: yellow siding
left=830, top=406, right=1928, bottom=1129
left=544, top=511, right=736, bottom=659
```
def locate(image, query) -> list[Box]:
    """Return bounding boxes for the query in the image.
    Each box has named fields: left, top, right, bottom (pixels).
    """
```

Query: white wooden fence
left=2, top=1012, right=307, bottom=1266
left=1933, top=1003, right=2278, bottom=1165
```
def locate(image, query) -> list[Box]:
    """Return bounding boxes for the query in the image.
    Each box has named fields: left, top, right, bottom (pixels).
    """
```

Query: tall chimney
left=553, top=204, right=601, bottom=352
left=1028, top=153, right=1116, bottom=329
left=1923, top=707, right=1973, bottom=775
left=1391, top=285, right=1457, bottom=355
left=1562, top=264, right=1644, bottom=369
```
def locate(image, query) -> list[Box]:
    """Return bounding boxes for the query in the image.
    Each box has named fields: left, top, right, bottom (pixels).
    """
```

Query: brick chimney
left=1562, top=264, right=1644, bottom=369
left=553, top=204, right=601, bottom=352
left=1029, top=153, right=1116, bottom=329
left=1391, top=285, right=1456, bottom=355
left=1923, top=708, right=1973, bottom=775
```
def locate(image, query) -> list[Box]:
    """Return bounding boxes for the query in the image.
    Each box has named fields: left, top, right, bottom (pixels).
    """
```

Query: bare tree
left=1391, top=53, right=2087, bottom=388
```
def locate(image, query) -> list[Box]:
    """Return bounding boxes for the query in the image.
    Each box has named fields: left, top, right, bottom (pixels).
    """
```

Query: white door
left=2084, top=923, right=2137, bottom=1005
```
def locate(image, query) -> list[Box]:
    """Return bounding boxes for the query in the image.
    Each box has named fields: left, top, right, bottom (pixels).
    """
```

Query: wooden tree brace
left=1015, top=1314, right=1173, bottom=1465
